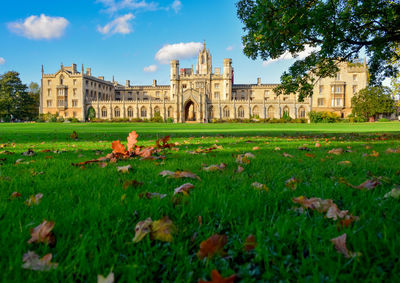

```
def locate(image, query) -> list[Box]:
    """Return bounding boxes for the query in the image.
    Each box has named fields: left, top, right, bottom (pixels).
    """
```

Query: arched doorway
left=184, top=100, right=197, bottom=121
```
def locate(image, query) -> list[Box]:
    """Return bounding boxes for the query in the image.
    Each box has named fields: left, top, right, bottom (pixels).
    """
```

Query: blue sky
left=0, top=0, right=311, bottom=86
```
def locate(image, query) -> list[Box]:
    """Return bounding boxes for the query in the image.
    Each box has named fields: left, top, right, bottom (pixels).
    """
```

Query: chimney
left=72, top=64, right=77, bottom=73
left=152, top=80, right=157, bottom=87
left=126, top=80, right=130, bottom=87
left=99, top=76, right=104, bottom=80
left=86, top=68, right=91, bottom=76
left=257, top=78, right=261, bottom=85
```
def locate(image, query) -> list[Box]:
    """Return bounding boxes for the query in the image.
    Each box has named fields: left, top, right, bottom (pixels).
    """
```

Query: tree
left=236, top=0, right=400, bottom=100
left=87, top=107, right=96, bottom=121
left=0, top=71, right=36, bottom=121
left=351, top=86, right=395, bottom=119
left=27, top=82, right=40, bottom=120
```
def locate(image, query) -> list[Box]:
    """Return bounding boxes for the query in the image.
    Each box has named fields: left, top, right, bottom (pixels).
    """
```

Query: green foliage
left=236, top=0, right=400, bottom=100
left=378, top=118, right=390, bottom=122
left=150, top=111, right=163, bottom=123
left=87, top=107, right=96, bottom=121
left=166, top=117, right=174, bottom=123
left=0, top=71, right=37, bottom=120
left=308, top=111, right=340, bottom=123
left=352, top=86, right=395, bottom=119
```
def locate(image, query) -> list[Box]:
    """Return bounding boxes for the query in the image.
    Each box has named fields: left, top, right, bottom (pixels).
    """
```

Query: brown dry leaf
left=22, top=251, right=58, bottom=271
left=11, top=192, right=21, bottom=199
left=139, top=192, right=167, bottom=199
left=251, top=182, right=269, bottom=192
left=315, top=142, right=321, bottom=148
left=160, top=170, right=200, bottom=180
left=98, top=272, right=114, bottom=283
left=330, top=233, right=360, bottom=258
left=25, top=193, right=43, bottom=206
left=28, top=220, right=55, bottom=245
left=127, top=131, right=139, bottom=152
left=237, top=166, right=244, bottom=173
left=117, top=165, right=132, bottom=173
left=173, top=183, right=195, bottom=196
left=198, top=269, right=236, bottom=283
left=151, top=216, right=176, bottom=242
left=243, top=234, right=257, bottom=252
left=338, top=161, right=351, bottom=165
left=132, top=218, right=153, bottom=243
left=159, top=170, right=175, bottom=177
left=283, top=152, right=293, bottom=158
left=338, top=214, right=360, bottom=230
left=292, top=196, right=334, bottom=213
left=386, top=148, right=400, bottom=154
left=123, top=180, right=143, bottom=190
left=111, top=140, right=126, bottom=154
left=197, top=234, right=227, bottom=259
left=252, top=146, right=260, bottom=151
left=285, top=177, right=299, bottom=190
left=98, top=162, right=108, bottom=168
left=137, top=147, right=155, bottom=159
left=274, top=147, right=281, bottom=151
left=70, top=131, right=78, bottom=140
left=355, top=179, right=381, bottom=190
left=328, top=148, right=344, bottom=155
left=203, top=163, right=226, bottom=172
left=305, top=153, right=315, bottom=158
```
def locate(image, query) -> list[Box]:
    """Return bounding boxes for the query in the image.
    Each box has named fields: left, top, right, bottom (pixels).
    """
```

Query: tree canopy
left=351, top=86, right=395, bottom=119
left=236, top=0, right=400, bottom=100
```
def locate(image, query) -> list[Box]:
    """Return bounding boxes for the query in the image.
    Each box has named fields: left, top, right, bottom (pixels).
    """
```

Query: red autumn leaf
left=127, top=131, right=139, bottom=152
left=330, top=233, right=360, bottom=258
left=197, top=234, right=227, bottom=259
left=137, top=147, right=155, bottom=159
left=28, top=220, right=56, bottom=246
left=156, top=136, right=173, bottom=149
left=198, top=269, right=236, bottom=283
left=243, top=234, right=257, bottom=252
left=22, top=251, right=58, bottom=271
left=173, top=183, right=195, bottom=195
left=111, top=140, right=126, bottom=154
left=11, top=192, right=21, bottom=199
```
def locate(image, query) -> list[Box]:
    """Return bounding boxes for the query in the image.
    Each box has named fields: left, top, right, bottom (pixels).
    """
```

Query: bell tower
left=196, top=42, right=212, bottom=75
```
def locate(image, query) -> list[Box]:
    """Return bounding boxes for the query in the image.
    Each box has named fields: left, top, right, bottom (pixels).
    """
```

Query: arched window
left=114, top=107, right=120, bottom=118
left=268, top=106, right=275, bottom=118
left=140, top=106, right=147, bottom=118
left=283, top=106, right=290, bottom=117
left=101, top=107, right=107, bottom=118
left=60, top=75, right=64, bottom=85
left=201, top=55, right=205, bottom=64
left=252, top=106, right=260, bottom=118
left=299, top=107, right=306, bottom=118
left=238, top=106, right=245, bottom=118
left=223, top=106, right=230, bottom=118
left=209, top=106, right=214, bottom=119
left=154, top=106, right=160, bottom=115
left=167, top=106, right=173, bottom=118
left=127, top=107, right=133, bottom=118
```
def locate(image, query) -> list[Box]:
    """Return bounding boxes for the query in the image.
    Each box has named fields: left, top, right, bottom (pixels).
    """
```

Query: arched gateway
left=184, top=100, right=197, bottom=122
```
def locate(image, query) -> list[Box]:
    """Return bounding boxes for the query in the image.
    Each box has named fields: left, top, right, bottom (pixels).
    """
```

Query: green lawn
left=1, top=122, right=400, bottom=282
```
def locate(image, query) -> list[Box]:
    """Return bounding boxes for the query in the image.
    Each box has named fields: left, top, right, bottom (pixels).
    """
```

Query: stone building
left=40, top=44, right=368, bottom=122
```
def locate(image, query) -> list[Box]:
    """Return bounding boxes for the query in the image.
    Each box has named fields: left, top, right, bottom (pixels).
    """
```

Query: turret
left=170, top=60, right=180, bottom=100
left=223, top=58, right=232, bottom=78
left=196, top=43, right=212, bottom=75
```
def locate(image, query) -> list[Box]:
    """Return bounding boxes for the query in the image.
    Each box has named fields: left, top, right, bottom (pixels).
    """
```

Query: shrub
left=378, top=118, right=390, bottom=122
left=166, top=117, right=174, bottom=123
left=150, top=112, right=163, bottom=123
left=57, top=117, right=65, bottom=123
left=308, top=111, right=340, bottom=123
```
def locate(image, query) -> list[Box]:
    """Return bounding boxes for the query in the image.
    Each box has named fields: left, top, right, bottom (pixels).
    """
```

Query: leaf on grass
left=384, top=187, right=400, bottom=199
left=98, top=272, right=114, bottom=283
left=173, top=183, right=195, bottom=196
left=338, top=161, right=351, bottom=165
left=285, top=177, right=299, bottom=190
left=315, top=142, right=321, bottom=148
left=252, top=146, right=260, bottom=151
left=197, top=234, right=227, bottom=259
left=123, top=180, right=143, bottom=190
left=127, top=131, right=139, bottom=152
left=236, top=153, right=255, bottom=164
left=70, top=131, right=78, bottom=140
left=355, top=179, right=381, bottom=190
left=363, top=150, right=379, bottom=157
left=330, top=233, right=360, bottom=258
left=22, top=149, right=35, bottom=156
left=159, top=170, right=201, bottom=180
left=117, top=165, right=132, bottom=173
left=243, top=234, right=257, bottom=252
left=328, top=148, right=344, bottom=155
left=151, top=216, right=175, bottom=242
left=25, top=193, right=43, bottom=206
left=386, top=148, right=400, bottom=154
left=283, top=152, right=293, bottom=158
left=22, top=251, right=58, bottom=271
left=236, top=166, right=244, bottom=173
left=28, top=220, right=55, bottom=246
left=111, top=140, right=126, bottom=154
left=198, top=269, right=236, bottom=283
left=132, top=218, right=153, bottom=243
left=203, top=163, right=226, bottom=172
left=11, top=192, right=21, bottom=199
left=139, top=192, right=167, bottom=199
left=274, top=147, right=281, bottom=151
left=251, top=182, right=268, bottom=192
left=305, top=153, right=315, bottom=158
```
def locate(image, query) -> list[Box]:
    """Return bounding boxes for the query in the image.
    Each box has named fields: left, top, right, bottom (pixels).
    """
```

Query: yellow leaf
left=132, top=218, right=153, bottom=243
left=151, top=216, right=175, bottom=242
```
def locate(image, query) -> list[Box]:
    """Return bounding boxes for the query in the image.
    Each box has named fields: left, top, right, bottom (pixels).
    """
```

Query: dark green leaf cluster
left=351, top=86, right=395, bottom=119
left=237, top=0, right=400, bottom=100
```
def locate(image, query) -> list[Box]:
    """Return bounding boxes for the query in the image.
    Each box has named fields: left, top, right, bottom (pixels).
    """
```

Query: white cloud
left=97, top=13, right=135, bottom=35
left=7, top=14, right=69, bottom=40
left=171, top=0, right=182, bottom=13
left=96, top=0, right=158, bottom=14
left=262, top=45, right=320, bottom=66
left=226, top=45, right=234, bottom=51
left=0, top=57, right=5, bottom=65
left=144, top=64, right=158, bottom=72
left=155, top=42, right=202, bottom=64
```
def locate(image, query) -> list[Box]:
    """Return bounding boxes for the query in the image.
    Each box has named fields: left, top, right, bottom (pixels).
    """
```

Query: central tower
left=196, top=43, right=212, bottom=75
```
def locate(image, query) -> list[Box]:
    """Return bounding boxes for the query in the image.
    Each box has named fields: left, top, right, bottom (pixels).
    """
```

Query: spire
left=61, top=63, right=64, bottom=72
left=41, top=65, right=44, bottom=75
left=81, top=64, right=84, bottom=74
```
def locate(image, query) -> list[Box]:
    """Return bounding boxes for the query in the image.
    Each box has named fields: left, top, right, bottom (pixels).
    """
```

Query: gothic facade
left=40, top=44, right=368, bottom=122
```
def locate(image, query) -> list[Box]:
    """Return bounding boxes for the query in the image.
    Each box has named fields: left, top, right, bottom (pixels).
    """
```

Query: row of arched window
left=208, top=106, right=306, bottom=119
left=100, top=106, right=174, bottom=118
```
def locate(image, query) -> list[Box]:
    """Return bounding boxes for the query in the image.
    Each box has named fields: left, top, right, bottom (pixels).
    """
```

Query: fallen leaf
left=28, top=220, right=55, bottom=246
left=236, top=166, right=244, bottom=173
left=151, top=216, right=175, bottom=242
left=243, top=234, right=257, bottom=252
left=173, top=183, right=195, bottom=196
left=315, top=142, right=321, bottom=148
left=127, top=131, right=139, bottom=152
left=386, top=148, right=400, bottom=154
left=338, top=161, right=351, bottom=165
left=283, top=152, right=293, bottom=158
left=274, top=147, right=281, bottom=151
left=384, top=187, right=400, bottom=199
left=98, top=272, right=114, bottom=283
left=305, top=153, right=315, bottom=158
left=328, top=148, right=344, bottom=155
left=111, top=140, right=126, bottom=154
left=285, top=177, right=299, bottom=190
left=11, top=192, right=21, bottom=199
left=22, top=149, right=35, bottom=156
left=123, top=180, right=143, bottom=190
left=132, top=218, right=153, bottom=243
left=25, top=193, right=43, bottom=206
left=117, top=165, right=132, bottom=173
left=203, top=163, right=226, bottom=172
left=330, top=233, right=360, bottom=258
left=251, top=182, right=268, bottom=192
left=198, top=234, right=228, bottom=259
left=252, top=146, right=260, bottom=151
left=70, top=131, right=78, bottom=140
left=22, top=251, right=58, bottom=271
left=160, top=170, right=200, bottom=180
left=198, top=269, right=236, bottom=283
